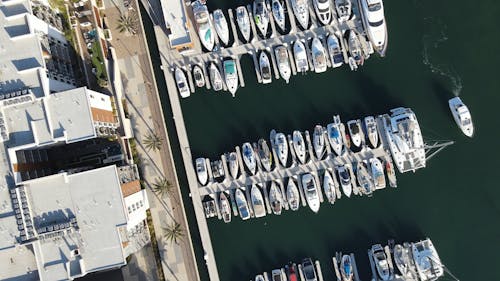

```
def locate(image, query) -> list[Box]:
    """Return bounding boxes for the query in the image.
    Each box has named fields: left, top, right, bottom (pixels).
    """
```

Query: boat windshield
left=369, top=19, right=384, bottom=27
left=368, top=2, right=381, bottom=12
left=225, top=62, right=236, bottom=73
left=178, top=82, right=185, bottom=88
left=350, top=123, right=360, bottom=134
left=330, top=128, right=340, bottom=138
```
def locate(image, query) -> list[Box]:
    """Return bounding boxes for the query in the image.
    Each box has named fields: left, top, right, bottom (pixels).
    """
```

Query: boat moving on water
left=174, top=68, right=190, bottom=98
left=236, top=6, right=251, bottom=42
left=235, top=188, right=250, bottom=220
left=359, top=0, right=388, bottom=56
left=286, top=178, right=300, bottom=211
left=293, top=40, right=309, bottom=73
left=219, top=192, right=231, bottom=223
left=275, top=45, right=291, bottom=83
left=253, top=0, right=270, bottom=37
left=311, top=37, right=327, bottom=73
left=269, top=181, right=283, bottom=215
left=302, top=173, right=320, bottom=213
left=335, top=0, right=352, bottom=22
left=448, top=97, right=474, bottom=137
left=223, top=59, right=239, bottom=96
left=272, top=0, right=286, bottom=32
left=259, top=51, right=272, bottom=84
left=251, top=184, right=266, bottom=218
left=195, top=158, right=208, bottom=185
left=291, top=0, right=310, bottom=30
left=242, top=142, right=257, bottom=175
left=208, top=62, right=223, bottom=91
left=192, top=0, right=215, bottom=51
left=213, top=9, right=230, bottom=46
left=192, top=65, right=205, bottom=88
left=327, top=34, right=344, bottom=68
left=293, top=130, right=307, bottom=164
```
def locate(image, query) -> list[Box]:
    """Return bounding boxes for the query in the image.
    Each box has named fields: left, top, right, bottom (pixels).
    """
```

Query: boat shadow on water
left=353, top=73, right=407, bottom=115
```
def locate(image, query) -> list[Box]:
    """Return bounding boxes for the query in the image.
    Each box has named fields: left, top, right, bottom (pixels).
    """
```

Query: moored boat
left=335, top=0, right=352, bottom=22
left=251, top=184, right=266, bottom=218
left=285, top=263, right=299, bottom=281
left=337, top=164, right=352, bottom=197
left=313, top=0, right=332, bottom=25
left=292, top=130, right=307, bottom=164
left=327, top=115, right=344, bottom=156
left=364, top=116, right=379, bottom=148
left=327, top=34, right=344, bottom=68
left=385, top=158, right=397, bottom=187
left=411, top=239, right=444, bottom=281
left=269, top=181, right=283, bottom=215
left=235, top=188, right=250, bottom=220
left=302, top=173, right=320, bottom=213
left=293, top=40, right=309, bottom=73
left=228, top=151, right=239, bottom=179
left=313, top=125, right=325, bottom=159
left=311, top=37, right=327, bottom=73
left=323, top=169, right=336, bottom=204
left=258, top=138, right=273, bottom=172
left=291, top=0, right=310, bottom=30
left=286, top=178, right=300, bottom=211
left=448, top=97, right=474, bottom=137
left=359, top=0, right=388, bottom=56
left=195, top=158, right=208, bottom=185
left=255, top=274, right=265, bottom=281
left=213, top=9, right=230, bottom=46
left=347, top=30, right=364, bottom=69
left=347, top=119, right=362, bottom=147
left=371, top=244, right=391, bottom=281
left=275, top=132, right=289, bottom=167
left=175, top=68, right=190, bottom=98
left=253, top=0, right=270, bottom=37
left=302, top=258, right=318, bottom=281
left=272, top=0, right=286, bottom=32
left=192, top=65, right=205, bottom=88
left=272, top=268, right=286, bottom=281
left=356, top=161, right=374, bottom=196
left=209, top=62, right=223, bottom=91
left=393, top=243, right=413, bottom=277
left=223, top=59, right=239, bottom=96
left=259, top=51, right=272, bottom=84
left=219, top=192, right=231, bottom=223
left=242, top=142, right=257, bottom=175
left=341, top=255, right=354, bottom=281
left=370, top=157, right=386, bottom=189
left=192, top=0, right=215, bottom=51
left=236, top=6, right=251, bottom=42
left=274, top=45, right=291, bottom=83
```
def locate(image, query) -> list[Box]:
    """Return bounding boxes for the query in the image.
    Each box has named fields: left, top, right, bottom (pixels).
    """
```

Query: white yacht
left=275, top=132, right=289, bottom=167
left=448, top=97, right=474, bottom=137
left=286, top=178, right=300, bottom=211
left=219, top=192, right=231, bottom=223
left=337, top=164, right=352, bottom=197
left=274, top=45, right=291, bottom=83
left=411, top=239, right=444, bottom=281
left=347, top=30, right=364, bottom=69
left=192, top=0, right=215, bottom=51
left=272, top=268, right=286, bottom=281
left=175, top=68, right=190, bottom=98
left=235, top=188, right=250, bottom=220
left=293, top=40, right=309, bottom=73
left=327, top=116, right=344, bottom=156
left=370, top=157, right=386, bottom=189
left=335, top=0, right=352, bottom=22
left=253, top=0, right=270, bottom=37
left=242, top=142, right=257, bottom=175
left=192, top=65, right=205, bottom=88
left=291, top=0, right=310, bottom=30
left=383, top=107, right=426, bottom=173
left=223, top=59, right=239, bottom=96
left=195, top=158, right=208, bottom=185
left=228, top=151, right=239, bottom=179
left=347, top=119, right=362, bottom=147
left=258, top=138, right=273, bottom=172
left=327, top=34, right=344, bottom=68
left=371, top=244, right=391, bottom=281
left=313, top=0, right=332, bottom=25
left=323, top=170, right=336, bottom=204
left=236, top=6, right=251, bottom=42
left=213, top=9, right=230, bottom=46
left=293, top=130, right=307, bottom=164
left=259, top=51, right=273, bottom=84
left=251, top=184, right=266, bottom=218
left=356, top=161, right=374, bottom=196
left=269, top=181, right=283, bottom=215
left=359, top=0, right=388, bottom=56
left=313, top=125, right=325, bottom=159
left=311, top=37, right=327, bottom=73
left=364, top=116, right=379, bottom=148
left=393, top=244, right=413, bottom=278
left=209, top=62, right=223, bottom=91
left=302, top=258, right=318, bottom=281
left=272, top=0, right=286, bottom=32
left=341, top=255, right=353, bottom=281
left=255, top=274, right=265, bottom=281
left=302, top=173, right=320, bottom=213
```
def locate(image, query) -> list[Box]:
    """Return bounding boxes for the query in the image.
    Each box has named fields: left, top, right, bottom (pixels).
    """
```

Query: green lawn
left=90, top=40, right=108, bottom=86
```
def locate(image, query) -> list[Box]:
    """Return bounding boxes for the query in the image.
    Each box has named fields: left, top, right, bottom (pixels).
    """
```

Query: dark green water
left=142, top=0, right=500, bottom=280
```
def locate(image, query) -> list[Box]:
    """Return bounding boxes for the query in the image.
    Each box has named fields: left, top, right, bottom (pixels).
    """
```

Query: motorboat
left=269, top=181, right=283, bottom=215
left=323, top=170, right=336, bottom=204
left=285, top=263, right=299, bottom=281
left=286, top=178, right=300, bottom=211
left=274, top=45, right=291, bottom=83
left=448, top=97, right=474, bottom=137
left=312, top=125, right=325, bottom=159
left=209, top=62, right=223, bottom=91
left=255, top=274, right=265, bottom=281
left=293, top=40, right=309, bottom=73
left=370, top=157, right=386, bottom=189
left=302, top=258, right=318, bottom=281
left=272, top=269, right=286, bottom=281
left=251, top=184, right=266, bottom=218
left=327, top=34, right=344, bottom=68
left=195, top=158, right=208, bottom=185
left=192, top=65, right=205, bottom=88
left=242, top=142, right=257, bottom=175
left=292, top=130, right=307, bottom=164
left=371, top=244, right=391, bottom=281
left=253, top=0, right=270, bottom=37
left=347, top=119, right=362, bottom=147
left=272, top=0, right=286, bottom=32
left=356, top=161, right=374, bottom=196
left=275, top=132, right=289, bottom=167
left=219, top=192, right=231, bottom=223
left=228, top=152, right=239, bottom=179
left=327, top=115, right=344, bottom=156
left=259, top=51, right=273, bottom=84
left=411, top=239, right=444, bottom=281
left=175, top=68, right=190, bottom=98
left=258, top=138, right=273, bottom=172
left=311, top=37, right=327, bottom=73
left=236, top=6, right=251, bottom=42
left=337, top=165, right=352, bottom=197
left=385, top=158, right=397, bottom=187
left=213, top=9, right=230, bottom=46
left=341, top=255, right=353, bottom=281
left=313, top=0, right=332, bottom=25
left=192, top=0, right=215, bottom=51
left=359, top=0, right=388, bottom=56
left=223, top=59, right=239, bottom=96
left=210, top=160, right=225, bottom=179
left=347, top=30, right=364, bottom=69
left=335, top=0, right=352, bottom=22
left=393, top=244, right=413, bottom=277
left=364, top=116, right=379, bottom=148
left=291, top=0, right=310, bottom=30
left=301, top=173, right=320, bottom=213
left=235, top=188, right=250, bottom=220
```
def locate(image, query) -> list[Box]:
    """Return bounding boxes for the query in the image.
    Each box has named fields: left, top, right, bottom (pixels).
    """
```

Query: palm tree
left=163, top=221, right=184, bottom=244
left=143, top=133, right=162, bottom=152
left=116, top=13, right=138, bottom=35
left=152, top=177, right=173, bottom=198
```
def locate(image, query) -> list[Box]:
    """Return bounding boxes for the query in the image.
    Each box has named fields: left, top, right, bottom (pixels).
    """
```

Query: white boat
left=209, top=62, right=223, bottom=91
left=385, top=158, right=397, bottom=187
left=448, top=97, right=474, bottom=137
left=251, top=184, right=266, bottom=218
left=223, top=59, right=239, bottom=96
left=337, top=165, right=352, bottom=197
left=269, top=181, right=283, bottom=215
left=259, top=51, right=272, bottom=84
left=195, top=158, right=208, bottom=185
left=291, top=0, right=310, bottom=30
left=293, top=40, right=309, bottom=73
left=302, top=258, right=318, bottom=281
left=371, top=244, right=391, bottom=281
left=356, top=161, right=374, bottom=196
left=272, top=268, right=286, bottom=281
left=313, top=0, right=332, bottom=25
left=411, top=239, right=444, bottom=281
left=313, top=125, right=325, bottom=159
left=192, top=0, right=215, bottom=51
left=347, top=119, right=362, bottom=147
left=258, top=138, right=273, bottom=172
left=174, top=68, right=190, bottom=98
left=219, top=192, right=231, bottom=223
left=255, top=274, right=265, bottom=281
left=393, top=243, right=413, bottom=277
left=327, top=34, right=344, bottom=68
left=286, top=178, right=300, bottom=211
left=235, top=188, right=250, bottom=220
left=253, top=0, right=270, bottom=37
left=364, top=116, right=379, bottom=148
left=323, top=170, right=336, bottom=204
left=370, top=157, right=386, bottom=189
left=301, top=173, right=320, bottom=213
left=213, top=9, right=230, bottom=46
left=311, top=37, right=327, bottom=73
left=228, top=152, right=239, bottom=179
left=272, top=0, right=286, bottom=32
left=341, top=255, right=353, bottom=281
left=359, top=0, right=388, bottom=56
left=242, top=142, right=257, bottom=175
left=275, top=132, right=288, bottom=167
left=347, top=30, right=364, bottom=68
left=327, top=116, right=344, bottom=156
left=192, top=65, right=205, bottom=88
left=274, top=45, right=291, bottom=83
left=236, top=6, right=251, bottom=42
left=292, top=130, right=307, bottom=164
left=335, top=0, right=352, bottom=22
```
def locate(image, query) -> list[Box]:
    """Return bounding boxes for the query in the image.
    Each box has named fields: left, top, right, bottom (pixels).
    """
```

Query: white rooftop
left=161, top=0, right=191, bottom=47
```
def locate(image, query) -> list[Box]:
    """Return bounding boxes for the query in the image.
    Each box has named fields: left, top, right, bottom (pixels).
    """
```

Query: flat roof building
left=161, top=0, right=193, bottom=51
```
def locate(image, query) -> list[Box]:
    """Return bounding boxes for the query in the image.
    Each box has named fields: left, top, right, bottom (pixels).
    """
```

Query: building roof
left=121, top=180, right=141, bottom=197
left=0, top=244, right=38, bottom=281
left=161, top=0, right=191, bottom=47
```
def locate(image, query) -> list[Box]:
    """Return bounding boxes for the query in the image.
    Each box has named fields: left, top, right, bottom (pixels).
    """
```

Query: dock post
left=347, top=163, right=360, bottom=196
left=227, top=9, right=240, bottom=47
left=298, top=264, right=306, bottom=281
left=315, top=260, right=324, bottom=281
left=385, top=245, right=395, bottom=279
left=296, top=175, right=307, bottom=207
left=235, top=146, right=248, bottom=177
left=251, top=51, right=263, bottom=83
left=321, top=36, right=332, bottom=68
left=244, top=185, right=255, bottom=217
left=262, top=182, right=272, bottom=214
left=268, top=46, right=281, bottom=80
left=313, top=171, right=324, bottom=203
left=302, top=38, right=315, bottom=71
left=221, top=154, right=230, bottom=184
left=332, top=256, right=342, bottom=281
left=283, top=0, right=297, bottom=33
left=219, top=59, right=228, bottom=91
left=266, top=0, right=278, bottom=38
left=202, top=60, right=211, bottom=90
left=229, top=189, right=239, bottom=216
left=307, top=0, right=318, bottom=28
left=253, top=142, right=264, bottom=173
left=212, top=193, right=222, bottom=220
left=287, top=134, right=297, bottom=166
left=247, top=4, right=259, bottom=42
left=235, top=55, right=246, bottom=88
left=304, top=131, right=315, bottom=164
left=277, top=179, right=288, bottom=210
left=330, top=167, right=342, bottom=200
left=323, top=128, right=332, bottom=156
left=269, top=130, right=283, bottom=168
left=205, top=158, right=214, bottom=184
left=184, top=64, right=196, bottom=93
left=263, top=272, right=270, bottom=281
left=287, top=43, right=298, bottom=76
left=210, top=13, right=222, bottom=47
left=351, top=254, right=361, bottom=281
